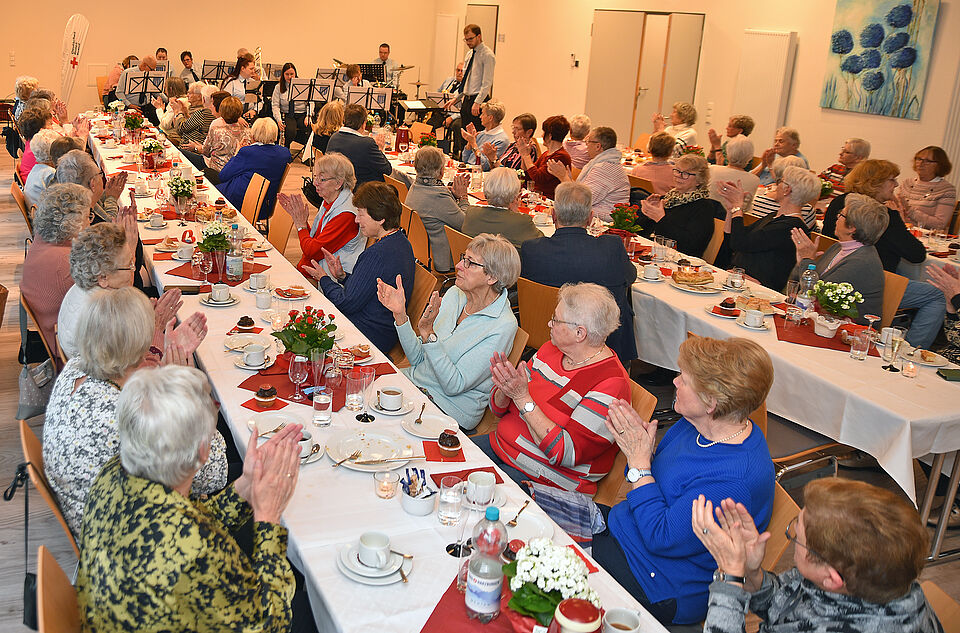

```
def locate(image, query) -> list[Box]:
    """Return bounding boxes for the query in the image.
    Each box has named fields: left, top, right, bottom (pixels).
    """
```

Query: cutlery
left=413, top=403, right=426, bottom=425
left=506, top=500, right=531, bottom=527
left=332, top=450, right=362, bottom=468
left=391, top=550, right=413, bottom=559
left=301, top=444, right=322, bottom=460
left=398, top=567, right=408, bottom=583
left=353, top=455, right=425, bottom=465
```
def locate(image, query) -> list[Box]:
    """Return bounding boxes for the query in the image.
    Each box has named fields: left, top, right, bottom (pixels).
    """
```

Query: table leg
left=919, top=453, right=945, bottom=524
left=928, top=450, right=960, bottom=564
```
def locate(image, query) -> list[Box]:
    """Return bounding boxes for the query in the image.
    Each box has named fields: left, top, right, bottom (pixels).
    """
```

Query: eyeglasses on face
left=548, top=315, right=580, bottom=329
left=785, top=516, right=835, bottom=574
left=459, top=253, right=485, bottom=269
left=672, top=168, right=696, bottom=180
left=914, top=157, right=937, bottom=165
left=464, top=35, right=477, bottom=43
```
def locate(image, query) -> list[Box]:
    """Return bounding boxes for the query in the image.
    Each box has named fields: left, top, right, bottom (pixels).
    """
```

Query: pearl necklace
left=564, top=346, right=605, bottom=368
left=696, top=423, right=749, bottom=448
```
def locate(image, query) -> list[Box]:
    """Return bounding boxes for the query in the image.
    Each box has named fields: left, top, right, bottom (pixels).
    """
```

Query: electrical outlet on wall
left=570, top=54, right=579, bottom=68
left=498, top=33, right=505, bottom=42
left=9, top=51, right=15, bottom=67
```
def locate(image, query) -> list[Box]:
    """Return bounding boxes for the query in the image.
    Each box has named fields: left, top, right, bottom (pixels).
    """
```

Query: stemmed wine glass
left=356, top=366, right=376, bottom=423
left=881, top=326, right=906, bottom=372
left=288, top=355, right=309, bottom=402
left=863, top=313, right=881, bottom=347
left=197, top=252, right=213, bottom=286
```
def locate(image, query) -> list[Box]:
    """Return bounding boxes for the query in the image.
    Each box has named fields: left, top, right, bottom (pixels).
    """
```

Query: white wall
left=5, top=0, right=960, bottom=181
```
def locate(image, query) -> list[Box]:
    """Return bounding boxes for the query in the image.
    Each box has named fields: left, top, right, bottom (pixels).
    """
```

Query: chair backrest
left=922, top=581, right=960, bottom=633
left=409, top=121, right=433, bottom=144
left=55, top=326, right=68, bottom=365
left=443, top=224, right=473, bottom=268
left=385, top=174, right=409, bottom=204
left=95, top=75, right=107, bottom=100
left=516, top=277, right=560, bottom=349
left=408, top=262, right=440, bottom=325
left=38, top=545, right=80, bottom=633
left=760, top=482, right=800, bottom=570
left=0, top=283, right=8, bottom=330
left=627, top=174, right=654, bottom=192
left=571, top=166, right=582, bottom=180
left=263, top=162, right=294, bottom=223
left=951, top=201, right=960, bottom=236
left=20, top=294, right=57, bottom=366
left=593, top=380, right=658, bottom=507
left=470, top=326, right=531, bottom=436
left=810, top=231, right=838, bottom=253
left=240, top=173, right=269, bottom=224
left=19, top=420, right=80, bottom=557
left=881, top=270, right=909, bottom=329
left=311, top=145, right=323, bottom=164
left=11, top=182, right=33, bottom=234
left=407, top=210, right=431, bottom=268
left=702, top=218, right=725, bottom=265
left=632, top=132, right=651, bottom=151
left=400, top=203, right=413, bottom=233
left=266, top=201, right=295, bottom=254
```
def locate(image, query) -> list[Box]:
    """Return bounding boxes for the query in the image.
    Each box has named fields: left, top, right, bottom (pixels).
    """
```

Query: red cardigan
left=525, top=148, right=571, bottom=200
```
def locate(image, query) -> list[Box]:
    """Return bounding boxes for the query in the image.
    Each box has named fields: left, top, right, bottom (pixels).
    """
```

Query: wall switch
left=498, top=33, right=505, bottom=42
left=570, top=54, right=580, bottom=68
left=9, top=51, right=15, bottom=67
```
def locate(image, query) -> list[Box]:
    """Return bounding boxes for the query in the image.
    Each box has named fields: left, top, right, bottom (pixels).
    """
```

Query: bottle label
left=465, top=569, right=501, bottom=614
left=226, top=255, right=243, bottom=277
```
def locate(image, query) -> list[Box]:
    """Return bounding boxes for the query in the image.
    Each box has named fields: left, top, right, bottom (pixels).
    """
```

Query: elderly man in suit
left=520, top=182, right=638, bottom=363
left=326, top=103, right=394, bottom=186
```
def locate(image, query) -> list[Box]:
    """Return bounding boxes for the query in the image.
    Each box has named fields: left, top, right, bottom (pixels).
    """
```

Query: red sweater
left=525, top=148, right=571, bottom=200
left=295, top=202, right=361, bottom=277
left=490, top=342, right=629, bottom=493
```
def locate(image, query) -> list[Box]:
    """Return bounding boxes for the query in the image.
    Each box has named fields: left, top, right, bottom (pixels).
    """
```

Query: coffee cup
left=744, top=309, right=764, bottom=328
left=643, top=264, right=660, bottom=280
left=250, top=273, right=267, bottom=290
left=602, top=608, right=641, bottom=633
left=176, top=243, right=193, bottom=260
left=298, top=430, right=313, bottom=457
left=243, top=344, right=267, bottom=367
left=135, top=180, right=148, bottom=196
left=358, top=531, right=390, bottom=569
left=105, top=138, right=117, bottom=148
left=123, top=150, right=136, bottom=163
left=149, top=213, right=164, bottom=228
left=377, top=387, right=403, bottom=411
left=211, top=283, right=230, bottom=302
left=880, top=326, right=896, bottom=345
left=256, top=288, right=272, bottom=309
left=466, top=471, right=496, bottom=506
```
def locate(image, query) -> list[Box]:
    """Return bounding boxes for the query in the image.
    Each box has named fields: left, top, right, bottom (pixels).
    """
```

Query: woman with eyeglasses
left=639, top=154, right=725, bottom=257
left=377, top=233, right=519, bottom=430
left=691, top=477, right=942, bottom=633
left=895, top=146, right=956, bottom=231
left=473, top=283, right=629, bottom=489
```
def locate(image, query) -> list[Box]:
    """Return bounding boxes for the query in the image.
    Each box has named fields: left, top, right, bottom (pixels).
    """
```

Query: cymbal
left=332, top=58, right=345, bottom=66
left=396, top=65, right=415, bottom=71
left=409, top=81, right=428, bottom=87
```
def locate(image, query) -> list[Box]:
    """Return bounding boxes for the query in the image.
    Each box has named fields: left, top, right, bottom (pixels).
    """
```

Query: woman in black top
left=716, top=166, right=819, bottom=292
left=639, top=154, right=724, bottom=257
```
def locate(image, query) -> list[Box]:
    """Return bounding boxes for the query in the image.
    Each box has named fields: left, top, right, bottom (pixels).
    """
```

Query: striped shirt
left=577, top=148, right=631, bottom=222
left=175, top=106, right=214, bottom=145
left=746, top=189, right=816, bottom=228
left=818, top=163, right=847, bottom=201
left=490, top=342, right=630, bottom=493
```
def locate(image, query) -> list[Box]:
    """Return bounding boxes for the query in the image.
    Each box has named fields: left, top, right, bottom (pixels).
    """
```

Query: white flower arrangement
left=202, top=221, right=229, bottom=238
left=168, top=175, right=194, bottom=199
left=108, top=100, right=125, bottom=112
left=810, top=280, right=863, bottom=318
left=140, top=139, right=163, bottom=154
left=507, top=538, right=600, bottom=606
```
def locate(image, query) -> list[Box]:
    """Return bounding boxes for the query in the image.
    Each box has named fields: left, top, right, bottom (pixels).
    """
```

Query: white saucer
left=134, top=191, right=154, bottom=198
left=172, top=253, right=193, bottom=262
left=301, top=443, right=326, bottom=465
left=464, top=487, right=507, bottom=511
left=241, top=280, right=273, bottom=293
left=335, top=550, right=412, bottom=586
left=223, top=333, right=271, bottom=352
left=721, top=283, right=746, bottom=293
left=506, top=509, right=555, bottom=543
left=401, top=413, right=456, bottom=439
left=735, top=315, right=769, bottom=331
left=199, top=294, right=240, bottom=308
left=638, top=273, right=665, bottom=283
left=370, top=401, right=415, bottom=416
left=234, top=355, right=276, bottom=370
left=144, top=222, right=169, bottom=230
left=339, top=545, right=403, bottom=577
left=704, top=305, right=740, bottom=320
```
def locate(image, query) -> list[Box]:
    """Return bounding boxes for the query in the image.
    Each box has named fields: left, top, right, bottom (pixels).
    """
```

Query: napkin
left=241, top=397, right=289, bottom=412
left=430, top=466, right=503, bottom=488
left=153, top=252, right=177, bottom=261
left=772, top=315, right=880, bottom=357
left=419, top=577, right=516, bottom=633
left=141, top=238, right=163, bottom=245
left=118, top=160, right=172, bottom=173
left=422, top=441, right=466, bottom=463
left=166, top=261, right=271, bottom=286
left=227, top=326, right=264, bottom=335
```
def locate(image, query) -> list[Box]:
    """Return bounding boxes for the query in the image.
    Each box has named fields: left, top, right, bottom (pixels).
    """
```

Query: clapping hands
left=376, top=274, right=408, bottom=323
left=640, top=195, right=666, bottom=222
left=691, top=495, right=769, bottom=591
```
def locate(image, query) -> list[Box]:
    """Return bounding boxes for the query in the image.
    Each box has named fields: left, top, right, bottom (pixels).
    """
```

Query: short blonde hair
left=314, top=101, right=344, bottom=136
left=569, top=114, right=592, bottom=140
left=15, top=76, right=39, bottom=101
left=482, top=100, right=506, bottom=125
left=673, top=102, right=697, bottom=126
left=251, top=117, right=278, bottom=144
left=219, top=96, right=243, bottom=124
left=647, top=132, right=675, bottom=159
left=76, top=287, right=154, bottom=381
left=468, top=233, right=520, bottom=294
left=675, top=154, right=710, bottom=187
left=843, top=193, right=889, bottom=245
left=776, top=126, right=800, bottom=147
left=557, top=283, right=620, bottom=346
left=414, top=146, right=445, bottom=179
left=315, top=152, right=356, bottom=191
left=678, top=336, right=773, bottom=421
left=845, top=159, right=900, bottom=200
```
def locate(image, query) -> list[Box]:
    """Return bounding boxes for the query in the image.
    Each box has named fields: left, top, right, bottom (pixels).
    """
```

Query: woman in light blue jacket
left=377, top=233, right=519, bottom=430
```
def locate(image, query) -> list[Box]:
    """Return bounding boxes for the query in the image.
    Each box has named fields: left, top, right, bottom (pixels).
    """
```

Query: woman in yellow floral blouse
left=76, top=365, right=306, bottom=632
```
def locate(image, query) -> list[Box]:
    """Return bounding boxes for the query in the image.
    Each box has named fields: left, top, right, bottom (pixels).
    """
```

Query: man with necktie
left=373, top=43, right=400, bottom=87
left=180, top=51, right=200, bottom=86
left=459, top=24, right=495, bottom=134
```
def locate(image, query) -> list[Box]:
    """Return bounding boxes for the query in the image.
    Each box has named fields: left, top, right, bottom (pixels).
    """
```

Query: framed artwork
left=821, top=0, right=940, bottom=120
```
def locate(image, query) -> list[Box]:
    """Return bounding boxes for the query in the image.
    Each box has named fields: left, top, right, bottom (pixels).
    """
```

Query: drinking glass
left=198, top=252, right=213, bottom=285
left=849, top=331, right=872, bottom=361
left=784, top=280, right=800, bottom=305
left=323, top=349, right=343, bottom=390
left=438, top=475, right=464, bottom=526
left=345, top=369, right=365, bottom=411
left=375, top=471, right=400, bottom=499
left=288, top=355, right=309, bottom=402
left=653, top=235, right=667, bottom=262
left=312, top=387, right=333, bottom=427
left=882, top=327, right=906, bottom=371
left=356, top=366, right=377, bottom=423
left=664, top=238, right=678, bottom=262
left=308, top=348, right=325, bottom=388
left=727, top=268, right=745, bottom=289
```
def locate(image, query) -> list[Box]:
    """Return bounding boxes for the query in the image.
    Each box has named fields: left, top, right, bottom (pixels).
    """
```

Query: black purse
left=4, top=463, right=37, bottom=630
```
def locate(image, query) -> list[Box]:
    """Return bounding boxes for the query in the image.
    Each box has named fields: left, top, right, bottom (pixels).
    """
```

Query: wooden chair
left=409, top=121, right=433, bottom=144
left=627, top=175, right=654, bottom=192
left=471, top=327, right=531, bottom=436
left=921, top=581, right=960, bottom=633
left=517, top=277, right=560, bottom=350
left=20, top=294, right=58, bottom=367
left=239, top=173, right=269, bottom=224
left=400, top=203, right=413, bottom=233
left=55, top=326, right=68, bottom=365
left=388, top=262, right=442, bottom=365
left=20, top=420, right=80, bottom=557
left=38, top=545, right=80, bottom=633
left=810, top=231, right=838, bottom=253
left=760, top=482, right=800, bottom=570
left=702, top=218, right=725, bottom=265
left=593, top=380, right=658, bottom=507
left=385, top=174, right=409, bottom=204
left=444, top=225, right=473, bottom=266
left=950, top=201, right=960, bottom=236
left=0, top=283, right=8, bottom=330
left=266, top=202, right=295, bottom=254
left=881, top=270, right=909, bottom=329
left=632, top=132, right=651, bottom=151
left=408, top=210, right=431, bottom=268
left=263, top=162, right=293, bottom=223
left=570, top=166, right=582, bottom=180
left=311, top=145, right=323, bottom=165
left=95, top=75, right=107, bottom=102
left=11, top=181, right=33, bottom=234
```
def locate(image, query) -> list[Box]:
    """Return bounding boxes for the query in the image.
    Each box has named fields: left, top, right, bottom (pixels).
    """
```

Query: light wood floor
left=1, top=152, right=957, bottom=630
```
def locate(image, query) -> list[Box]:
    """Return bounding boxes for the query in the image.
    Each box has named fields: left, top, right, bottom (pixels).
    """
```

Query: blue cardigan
left=217, top=143, right=292, bottom=221
left=607, top=419, right=774, bottom=624
left=318, top=231, right=415, bottom=355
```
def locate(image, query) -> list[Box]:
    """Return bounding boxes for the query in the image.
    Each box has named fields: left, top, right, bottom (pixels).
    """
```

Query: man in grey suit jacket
left=461, top=167, right=542, bottom=250
left=326, top=103, right=393, bottom=186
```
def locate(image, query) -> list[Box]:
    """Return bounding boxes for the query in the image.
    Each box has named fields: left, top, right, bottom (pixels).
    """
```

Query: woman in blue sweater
left=304, top=182, right=415, bottom=354
left=593, top=336, right=775, bottom=626
left=216, top=117, right=292, bottom=222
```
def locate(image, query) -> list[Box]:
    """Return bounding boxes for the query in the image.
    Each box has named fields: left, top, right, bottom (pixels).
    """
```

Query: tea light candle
left=902, top=361, right=919, bottom=378
left=375, top=471, right=400, bottom=499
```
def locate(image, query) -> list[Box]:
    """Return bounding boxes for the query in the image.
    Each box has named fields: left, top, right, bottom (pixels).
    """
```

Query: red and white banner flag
left=60, top=14, right=90, bottom=103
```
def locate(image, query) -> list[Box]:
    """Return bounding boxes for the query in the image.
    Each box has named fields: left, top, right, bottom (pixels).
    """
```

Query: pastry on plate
left=438, top=429, right=461, bottom=457
left=236, top=316, right=256, bottom=332
left=349, top=344, right=372, bottom=361
left=276, top=285, right=308, bottom=298
left=254, top=384, right=278, bottom=408
left=735, top=295, right=774, bottom=315
left=673, top=269, right=714, bottom=285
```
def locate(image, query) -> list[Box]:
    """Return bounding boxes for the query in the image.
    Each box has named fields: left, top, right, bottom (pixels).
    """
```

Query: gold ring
left=286, top=473, right=292, bottom=478
left=619, top=430, right=625, bottom=435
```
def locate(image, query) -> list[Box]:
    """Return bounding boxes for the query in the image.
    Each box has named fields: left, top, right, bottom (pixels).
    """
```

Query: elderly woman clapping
left=76, top=366, right=307, bottom=630
left=652, top=101, right=698, bottom=155
left=752, top=127, right=808, bottom=186
left=589, top=336, right=775, bottom=626
left=461, top=100, right=510, bottom=170
left=378, top=233, right=519, bottom=430
left=405, top=146, right=470, bottom=272
left=23, top=128, right=62, bottom=209
left=44, top=287, right=220, bottom=538
left=474, top=283, right=630, bottom=491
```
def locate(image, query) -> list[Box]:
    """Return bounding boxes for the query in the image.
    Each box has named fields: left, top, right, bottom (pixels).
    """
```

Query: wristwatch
left=626, top=467, right=652, bottom=483
left=519, top=401, right=536, bottom=416
left=713, top=569, right=746, bottom=585
left=425, top=333, right=438, bottom=343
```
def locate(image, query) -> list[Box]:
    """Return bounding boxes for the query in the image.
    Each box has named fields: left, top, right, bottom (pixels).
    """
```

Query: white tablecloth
left=89, top=129, right=665, bottom=633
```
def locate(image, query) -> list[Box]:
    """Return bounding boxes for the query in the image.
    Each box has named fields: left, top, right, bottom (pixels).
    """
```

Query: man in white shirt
left=372, top=43, right=400, bottom=87
left=459, top=24, right=495, bottom=133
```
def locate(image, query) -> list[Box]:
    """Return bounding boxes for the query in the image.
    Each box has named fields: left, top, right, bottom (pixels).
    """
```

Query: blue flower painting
left=821, top=0, right=940, bottom=120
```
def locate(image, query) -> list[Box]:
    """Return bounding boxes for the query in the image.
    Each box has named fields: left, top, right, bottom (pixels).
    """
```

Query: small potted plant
left=108, top=100, right=125, bottom=120
left=271, top=306, right=338, bottom=357
left=606, top=203, right=643, bottom=245
left=168, top=175, right=195, bottom=221
left=417, top=132, right=437, bottom=148
left=809, top=280, right=863, bottom=337
left=679, top=144, right=706, bottom=157
left=197, top=220, right=230, bottom=279
left=140, top=138, right=164, bottom=171
left=124, top=109, right=145, bottom=143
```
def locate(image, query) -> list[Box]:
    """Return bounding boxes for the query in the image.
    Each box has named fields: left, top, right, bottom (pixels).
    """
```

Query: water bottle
left=465, top=507, right=507, bottom=623
left=797, top=264, right=819, bottom=310
left=225, top=223, right=244, bottom=282
left=170, top=159, right=181, bottom=179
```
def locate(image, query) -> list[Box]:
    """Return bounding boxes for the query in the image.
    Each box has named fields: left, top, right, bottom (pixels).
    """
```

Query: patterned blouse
left=77, top=457, right=295, bottom=632
left=42, top=358, right=228, bottom=538
left=202, top=122, right=252, bottom=171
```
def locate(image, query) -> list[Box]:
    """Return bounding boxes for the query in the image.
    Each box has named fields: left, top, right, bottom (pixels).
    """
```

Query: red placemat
left=772, top=315, right=880, bottom=357
left=241, top=397, right=289, bottom=411
left=708, top=305, right=741, bottom=317
left=227, top=325, right=264, bottom=335
left=567, top=544, right=598, bottom=574
left=118, top=160, right=173, bottom=173
left=166, top=261, right=270, bottom=286
left=470, top=191, right=487, bottom=203
left=238, top=357, right=397, bottom=410
left=142, top=238, right=163, bottom=245
left=430, top=466, right=503, bottom=488
left=419, top=576, right=515, bottom=633
left=422, top=441, right=466, bottom=463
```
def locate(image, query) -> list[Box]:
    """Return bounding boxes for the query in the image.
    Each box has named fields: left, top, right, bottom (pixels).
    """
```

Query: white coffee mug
left=602, top=608, right=641, bottom=633
left=255, top=289, right=272, bottom=309
left=377, top=387, right=403, bottom=411
left=250, top=273, right=267, bottom=290
left=358, top=531, right=390, bottom=569
left=243, top=344, right=267, bottom=367
left=149, top=213, right=164, bottom=227
left=643, top=264, right=660, bottom=280
left=880, top=326, right=896, bottom=345
left=466, top=471, right=496, bottom=506
left=298, top=430, right=313, bottom=457
left=211, top=283, right=230, bottom=302
left=744, top=309, right=764, bottom=328
left=176, top=244, right=193, bottom=259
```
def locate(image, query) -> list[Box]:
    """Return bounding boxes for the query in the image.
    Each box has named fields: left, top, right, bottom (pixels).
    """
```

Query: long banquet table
left=88, top=126, right=667, bottom=633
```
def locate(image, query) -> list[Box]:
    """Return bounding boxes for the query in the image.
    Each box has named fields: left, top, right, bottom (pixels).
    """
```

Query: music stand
left=122, top=71, right=167, bottom=102
left=425, top=91, right=459, bottom=112
left=346, top=86, right=393, bottom=112
left=290, top=78, right=335, bottom=107
left=201, top=60, right=229, bottom=83
left=261, top=63, right=284, bottom=81
left=316, top=67, right=341, bottom=83
left=358, top=63, right=385, bottom=85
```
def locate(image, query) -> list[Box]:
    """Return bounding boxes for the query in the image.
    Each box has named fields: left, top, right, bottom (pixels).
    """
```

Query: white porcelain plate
left=400, top=413, right=456, bottom=439
left=326, top=429, right=415, bottom=473
left=223, top=333, right=271, bottom=352
left=506, top=509, right=554, bottom=543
